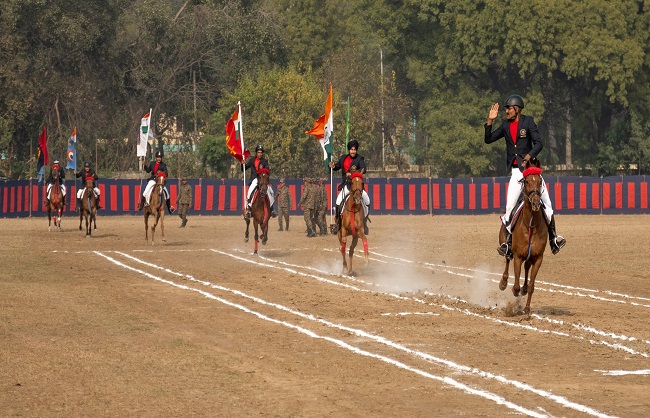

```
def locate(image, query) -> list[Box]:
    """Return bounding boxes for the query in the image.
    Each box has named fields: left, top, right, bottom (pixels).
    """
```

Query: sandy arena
left=1, top=213, right=649, bottom=417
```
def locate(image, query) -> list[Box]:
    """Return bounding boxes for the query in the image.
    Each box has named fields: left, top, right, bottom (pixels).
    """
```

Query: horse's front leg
left=499, top=258, right=510, bottom=291
left=150, top=216, right=158, bottom=246
left=160, top=214, right=165, bottom=242
left=339, top=232, right=348, bottom=275
left=347, top=236, right=358, bottom=276
left=512, top=256, right=523, bottom=297
left=244, top=218, right=250, bottom=243
left=144, top=212, right=149, bottom=241
left=48, top=211, right=52, bottom=232
left=253, top=222, right=259, bottom=254
left=521, top=261, right=532, bottom=296
left=524, top=257, right=544, bottom=315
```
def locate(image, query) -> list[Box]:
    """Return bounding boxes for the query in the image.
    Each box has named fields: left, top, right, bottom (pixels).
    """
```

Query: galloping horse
left=337, top=171, right=368, bottom=275
left=47, top=169, right=64, bottom=232
left=499, top=160, right=548, bottom=315
left=144, top=172, right=166, bottom=245
left=245, top=168, right=271, bottom=254
left=79, top=178, right=97, bottom=236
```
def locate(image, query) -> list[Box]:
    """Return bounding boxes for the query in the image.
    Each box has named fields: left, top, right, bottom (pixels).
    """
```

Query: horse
left=144, top=172, right=166, bottom=245
left=47, top=169, right=64, bottom=232
left=245, top=169, right=271, bottom=254
left=498, top=160, right=548, bottom=315
left=78, top=178, right=97, bottom=236
left=337, top=172, right=368, bottom=275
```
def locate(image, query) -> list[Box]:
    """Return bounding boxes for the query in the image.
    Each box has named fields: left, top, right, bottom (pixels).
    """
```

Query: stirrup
left=497, top=243, right=513, bottom=260
left=550, top=236, right=566, bottom=255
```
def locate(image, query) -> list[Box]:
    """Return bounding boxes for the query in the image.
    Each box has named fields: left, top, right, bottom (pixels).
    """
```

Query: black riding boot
left=548, top=215, right=566, bottom=254
left=137, top=195, right=146, bottom=211
left=96, top=195, right=102, bottom=209
left=497, top=230, right=513, bottom=260
left=363, top=215, right=370, bottom=235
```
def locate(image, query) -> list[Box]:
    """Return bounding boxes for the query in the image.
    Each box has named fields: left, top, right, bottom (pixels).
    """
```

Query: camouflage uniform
left=176, top=178, right=192, bottom=227
left=276, top=180, right=292, bottom=231
left=315, top=180, right=328, bottom=234
left=299, top=178, right=317, bottom=237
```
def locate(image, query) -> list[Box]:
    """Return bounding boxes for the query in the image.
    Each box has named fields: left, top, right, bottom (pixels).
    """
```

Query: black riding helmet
left=255, top=144, right=264, bottom=152
left=155, top=150, right=163, bottom=158
left=84, top=161, right=91, bottom=168
left=504, top=94, right=525, bottom=109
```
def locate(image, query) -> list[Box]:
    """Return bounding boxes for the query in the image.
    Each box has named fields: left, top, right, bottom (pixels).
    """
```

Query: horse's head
left=521, top=166, right=543, bottom=212
left=350, top=172, right=364, bottom=206
left=156, top=171, right=166, bottom=186
left=52, top=169, right=60, bottom=181
left=257, top=168, right=270, bottom=196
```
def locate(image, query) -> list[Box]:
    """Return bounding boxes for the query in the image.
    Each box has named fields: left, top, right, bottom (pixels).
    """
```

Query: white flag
left=138, top=108, right=153, bottom=157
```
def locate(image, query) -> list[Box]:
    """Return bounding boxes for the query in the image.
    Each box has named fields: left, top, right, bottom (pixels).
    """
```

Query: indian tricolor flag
left=138, top=108, right=152, bottom=157
left=305, top=83, right=333, bottom=170
left=225, top=106, right=250, bottom=163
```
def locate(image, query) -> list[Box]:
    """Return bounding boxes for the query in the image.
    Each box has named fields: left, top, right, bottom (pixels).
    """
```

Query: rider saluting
left=485, top=94, right=566, bottom=258
left=329, top=139, right=371, bottom=234
left=243, top=144, right=276, bottom=219
left=75, top=161, right=101, bottom=209
left=138, top=150, right=176, bottom=214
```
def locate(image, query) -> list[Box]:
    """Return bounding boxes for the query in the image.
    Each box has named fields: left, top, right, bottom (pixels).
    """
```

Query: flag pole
left=238, top=101, right=246, bottom=212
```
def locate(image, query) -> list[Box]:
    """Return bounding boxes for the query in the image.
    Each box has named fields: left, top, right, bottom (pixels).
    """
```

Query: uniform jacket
left=331, top=153, right=367, bottom=183
left=484, top=114, right=543, bottom=171
left=277, top=184, right=292, bottom=208
left=177, top=183, right=192, bottom=206
left=299, top=183, right=316, bottom=210
left=75, top=168, right=98, bottom=186
left=244, top=157, right=270, bottom=185
left=144, top=161, right=169, bottom=180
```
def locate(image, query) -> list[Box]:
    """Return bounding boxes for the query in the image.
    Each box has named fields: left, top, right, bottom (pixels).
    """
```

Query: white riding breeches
left=336, top=186, right=370, bottom=218
left=77, top=187, right=100, bottom=199
left=47, top=184, right=66, bottom=199
left=143, top=180, right=169, bottom=203
left=501, top=168, right=554, bottom=232
left=247, top=178, right=275, bottom=208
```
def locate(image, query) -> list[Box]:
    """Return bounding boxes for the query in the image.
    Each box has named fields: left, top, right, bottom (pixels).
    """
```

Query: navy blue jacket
left=484, top=114, right=543, bottom=171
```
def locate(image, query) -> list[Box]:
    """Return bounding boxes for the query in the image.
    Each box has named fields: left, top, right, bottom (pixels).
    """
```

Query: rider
left=45, top=159, right=67, bottom=208
left=75, top=161, right=102, bottom=209
left=329, top=139, right=371, bottom=234
left=243, top=144, right=276, bottom=219
left=138, top=150, right=176, bottom=214
left=485, top=94, right=566, bottom=258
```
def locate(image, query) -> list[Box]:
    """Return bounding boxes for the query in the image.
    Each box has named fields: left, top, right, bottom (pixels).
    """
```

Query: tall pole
left=193, top=70, right=197, bottom=141
left=29, top=139, right=33, bottom=217
left=95, top=140, right=98, bottom=173
left=380, top=47, right=385, bottom=170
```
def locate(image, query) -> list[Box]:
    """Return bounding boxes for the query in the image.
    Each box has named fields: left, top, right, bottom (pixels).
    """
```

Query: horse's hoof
left=244, top=238, right=249, bottom=243
left=512, top=288, right=520, bottom=297
left=162, top=239, right=166, bottom=242
left=499, top=280, right=507, bottom=291
left=521, top=287, right=528, bottom=296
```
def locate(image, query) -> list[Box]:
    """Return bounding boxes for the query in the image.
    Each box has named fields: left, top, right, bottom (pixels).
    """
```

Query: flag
left=37, top=125, right=48, bottom=183
left=138, top=109, right=153, bottom=157
left=225, top=107, right=250, bottom=163
left=66, top=127, right=77, bottom=170
left=305, top=83, right=333, bottom=170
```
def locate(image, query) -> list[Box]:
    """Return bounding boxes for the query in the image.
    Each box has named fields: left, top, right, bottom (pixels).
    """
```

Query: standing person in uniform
left=276, top=178, right=292, bottom=231
left=485, top=94, right=566, bottom=258
left=176, top=177, right=192, bottom=227
left=329, top=140, right=370, bottom=234
left=299, top=178, right=317, bottom=237
left=243, top=144, right=276, bottom=219
left=75, top=161, right=101, bottom=209
left=315, top=178, right=328, bottom=235
left=137, top=150, right=176, bottom=214
left=45, top=159, right=67, bottom=209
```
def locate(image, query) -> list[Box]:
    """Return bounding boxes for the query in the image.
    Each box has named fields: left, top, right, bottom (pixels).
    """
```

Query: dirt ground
left=1, top=212, right=649, bottom=417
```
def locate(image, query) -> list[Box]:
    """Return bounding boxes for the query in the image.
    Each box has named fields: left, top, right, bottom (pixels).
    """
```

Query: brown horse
left=338, top=172, right=368, bottom=275
left=47, top=170, right=64, bottom=232
left=245, top=169, right=271, bottom=254
left=78, top=178, right=97, bottom=236
left=144, top=173, right=166, bottom=245
left=499, top=161, right=548, bottom=315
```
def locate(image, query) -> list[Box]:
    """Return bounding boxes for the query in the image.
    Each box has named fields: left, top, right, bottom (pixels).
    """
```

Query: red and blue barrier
left=1, top=176, right=648, bottom=217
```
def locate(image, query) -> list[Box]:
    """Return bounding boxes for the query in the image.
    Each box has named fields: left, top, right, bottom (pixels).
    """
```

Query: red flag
left=37, top=125, right=49, bottom=175
left=225, top=108, right=250, bottom=163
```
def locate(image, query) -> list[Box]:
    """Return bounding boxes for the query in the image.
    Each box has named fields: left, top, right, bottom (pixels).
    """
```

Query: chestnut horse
left=47, top=169, right=64, bottom=232
left=78, top=178, right=97, bottom=236
left=338, top=172, right=368, bottom=275
left=245, top=169, right=271, bottom=254
left=144, top=172, right=166, bottom=245
left=499, top=161, right=548, bottom=314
